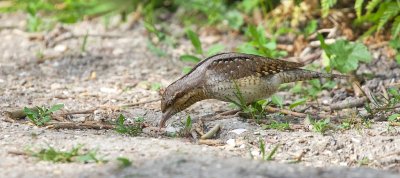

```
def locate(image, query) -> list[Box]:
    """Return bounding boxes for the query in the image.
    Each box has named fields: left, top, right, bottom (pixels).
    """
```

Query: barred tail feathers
left=279, top=69, right=347, bottom=83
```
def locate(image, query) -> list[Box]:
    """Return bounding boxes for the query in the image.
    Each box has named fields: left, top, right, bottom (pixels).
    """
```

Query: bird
left=159, top=52, right=346, bottom=128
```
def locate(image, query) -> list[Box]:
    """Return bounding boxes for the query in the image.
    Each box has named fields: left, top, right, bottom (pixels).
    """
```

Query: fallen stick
left=8, top=150, right=28, bottom=156
left=4, top=108, right=95, bottom=120
left=330, top=97, right=368, bottom=110
left=200, top=124, right=221, bottom=139
left=217, top=109, right=240, bottom=116
left=265, top=106, right=307, bottom=118
left=4, top=98, right=160, bottom=120
left=4, top=107, right=38, bottom=120
left=265, top=106, right=331, bottom=120
left=198, top=139, right=224, bottom=146
left=389, top=122, right=400, bottom=126
left=45, top=122, right=115, bottom=130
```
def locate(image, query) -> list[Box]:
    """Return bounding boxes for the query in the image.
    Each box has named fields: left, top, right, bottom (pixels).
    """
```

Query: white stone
left=54, top=45, right=67, bottom=52
left=226, top=139, right=236, bottom=147
left=229, top=128, right=247, bottom=135
left=100, top=87, right=118, bottom=94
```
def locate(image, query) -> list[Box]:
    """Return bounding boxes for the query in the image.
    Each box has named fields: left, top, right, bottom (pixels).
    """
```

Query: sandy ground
left=1, top=14, right=399, bottom=177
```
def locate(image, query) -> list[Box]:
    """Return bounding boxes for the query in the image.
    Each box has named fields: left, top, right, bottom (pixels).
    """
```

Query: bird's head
left=159, top=79, right=206, bottom=128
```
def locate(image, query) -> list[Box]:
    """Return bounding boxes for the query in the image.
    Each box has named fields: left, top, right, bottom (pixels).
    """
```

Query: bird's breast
left=205, top=74, right=281, bottom=104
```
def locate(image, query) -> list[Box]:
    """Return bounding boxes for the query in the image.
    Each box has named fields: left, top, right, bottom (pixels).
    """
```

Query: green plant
left=303, top=20, right=318, bottom=37
left=358, top=156, right=370, bottom=166
left=320, top=0, right=399, bottom=39
left=364, top=88, right=400, bottom=120
left=271, top=95, right=283, bottom=108
left=355, top=0, right=400, bottom=39
left=150, top=82, right=162, bottom=91
left=290, top=79, right=336, bottom=100
left=1, top=0, right=134, bottom=31
left=321, top=0, right=337, bottom=18
left=177, top=115, right=193, bottom=137
left=259, top=138, right=279, bottom=161
left=117, top=157, right=132, bottom=168
left=289, top=98, right=307, bottom=109
left=143, top=18, right=174, bottom=57
left=340, top=120, right=351, bottom=130
left=180, top=29, right=225, bottom=74
left=29, top=145, right=106, bottom=163
left=23, top=104, right=64, bottom=126
left=114, top=114, right=144, bottom=136
left=237, top=25, right=287, bottom=58
left=388, top=113, right=400, bottom=123
left=262, top=121, right=290, bottom=131
left=389, top=39, right=400, bottom=64
left=309, top=117, right=331, bottom=133
left=176, top=0, right=244, bottom=29
left=319, top=35, right=372, bottom=74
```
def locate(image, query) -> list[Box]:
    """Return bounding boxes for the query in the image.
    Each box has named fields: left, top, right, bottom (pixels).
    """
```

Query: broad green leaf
left=48, top=104, right=64, bottom=113
left=237, top=44, right=264, bottom=56
left=180, top=54, right=201, bottom=63
left=186, top=29, right=203, bottom=54
left=290, top=82, right=303, bottom=94
left=304, top=20, right=318, bottom=36
left=309, top=79, right=321, bottom=89
left=289, top=98, right=307, bottom=109
left=117, top=157, right=132, bottom=167
left=226, top=10, right=243, bottom=29
left=388, top=114, right=400, bottom=122
left=325, top=40, right=372, bottom=73
left=206, top=44, right=224, bottom=56
left=271, top=95, right=283, bottom=108
left=390, top=39, right=400, bottom=49
left=150, top=83, right=162, bottom=91
left=182, top=66, right=193, bottom=74
left=388, top=88, right=399, bottom=97
left=396, top=54, right=400, bottom=65
left=117, top=114, right=125, bottom=126
left=322, top=81, right=337, bottom=89
left=351, top=42, right=372, bottom=62
left=240, top=0, right=259, bottom=13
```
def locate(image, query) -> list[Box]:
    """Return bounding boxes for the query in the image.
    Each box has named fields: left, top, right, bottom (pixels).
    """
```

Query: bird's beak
left=159, top=108, right=173, bottom=128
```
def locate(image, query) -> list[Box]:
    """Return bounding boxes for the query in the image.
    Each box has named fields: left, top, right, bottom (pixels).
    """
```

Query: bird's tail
left=279, top=69, right=348, bottom=83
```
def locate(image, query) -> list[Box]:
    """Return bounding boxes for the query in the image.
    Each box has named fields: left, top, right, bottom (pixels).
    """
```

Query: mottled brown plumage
left=160, top=52, right=345, bottom=127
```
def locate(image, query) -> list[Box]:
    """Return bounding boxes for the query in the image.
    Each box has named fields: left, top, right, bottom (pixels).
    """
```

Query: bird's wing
left=204, top=53, right=304, bottom=80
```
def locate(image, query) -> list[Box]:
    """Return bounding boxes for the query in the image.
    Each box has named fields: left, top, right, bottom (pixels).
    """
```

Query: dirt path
left=1, top=14, right=399, bottom=177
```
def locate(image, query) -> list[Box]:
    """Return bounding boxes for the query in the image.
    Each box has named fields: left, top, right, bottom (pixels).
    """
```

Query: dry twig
left=198, top=139, right=224, bottom=146
left=45, top=121, right=114, bottom=130
left=265, top=106, right=307, bottom=117
left=200, top=124, right=221, bottom=139
left=330, top=97, right=368, bottom=110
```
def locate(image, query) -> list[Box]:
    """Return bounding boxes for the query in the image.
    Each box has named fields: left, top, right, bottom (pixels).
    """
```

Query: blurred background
left=0, top=0, right=398, bottom=63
